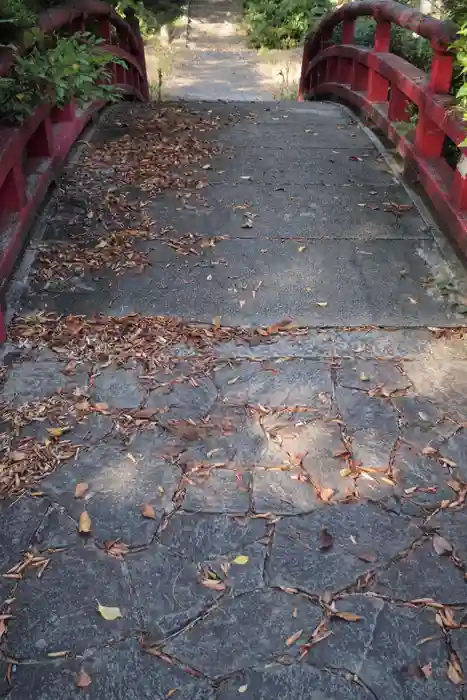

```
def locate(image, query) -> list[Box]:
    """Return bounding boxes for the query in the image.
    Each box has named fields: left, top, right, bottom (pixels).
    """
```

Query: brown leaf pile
left=9, top=314, right=307, bottom=367
left=0, top=435, right=79, bottom=498
left=35, top=227, right=155, bottom=282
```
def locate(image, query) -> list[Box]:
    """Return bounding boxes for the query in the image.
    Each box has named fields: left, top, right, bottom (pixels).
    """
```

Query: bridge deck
left=2, top=99, right=467, bottom=698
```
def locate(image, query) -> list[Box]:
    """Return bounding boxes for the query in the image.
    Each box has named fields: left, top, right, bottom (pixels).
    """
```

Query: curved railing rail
left=0, top=0, right=148, bottom=342
left=299, top=0, right=467, bottom=257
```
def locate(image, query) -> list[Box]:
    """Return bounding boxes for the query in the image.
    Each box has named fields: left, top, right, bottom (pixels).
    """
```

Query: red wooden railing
left=299, top=0, right=467, bottom=257
left=0, top=0, right=148, bottom=342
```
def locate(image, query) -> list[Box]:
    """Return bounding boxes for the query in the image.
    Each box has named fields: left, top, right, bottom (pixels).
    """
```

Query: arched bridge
left=2, top=2, right=467, bottom=698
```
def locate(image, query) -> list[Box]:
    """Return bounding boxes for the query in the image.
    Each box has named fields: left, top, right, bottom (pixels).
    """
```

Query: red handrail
left=0, top=0, right=149, bottom=342
left=299, top=1, right=467, bottom=259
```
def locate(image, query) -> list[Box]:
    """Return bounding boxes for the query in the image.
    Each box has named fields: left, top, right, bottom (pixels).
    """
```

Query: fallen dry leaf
left=433, top=534, right=452, bottom=556
left=332, top=610, right=362, bottom=622
left=285, top=629, right=303, bottom=647
left=356, top=550, right=377, bottom=563
left=447, top=652, right=464, bottom=684
left=47, top=426, right=70, bottom=438
left=422, top=445, right=438, bottom=456
left=421, top=662, right=432, bottom=679
left=78, top=511, right=91, bottom=534
left=0, top=619, right=6, bottom=640
left=74, top=482, right=89, bottom=499
left=200, top=578, right=226, bottom=591
left=97, top=602, right=122, bottom=621
left=141, top=503, right=157, bottom=520
left=318, top=487, right=334, bottom=503
left=232, top=555, right=249, bottom=565
left=318, top=528, right=333, bottom=551
left=76, top=669, right=92, bottom=688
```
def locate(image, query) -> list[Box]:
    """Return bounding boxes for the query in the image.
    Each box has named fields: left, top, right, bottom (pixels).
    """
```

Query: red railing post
left=342, top=18, right=355, bottom=44
left=373, top=19, right=391, bottom=52
left=368, top=19, right=390, bottom=101
left=124, top=7, right=149, bottom=100
left=429, top=51, right=453, bottom=94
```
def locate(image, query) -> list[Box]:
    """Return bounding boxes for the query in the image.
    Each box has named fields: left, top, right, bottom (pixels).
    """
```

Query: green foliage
left=0, top=32, right=124, bottom=123
left=243, top=0, right=331, bottom=50
left=452, top=23, right=467, bottom=130
left=333, top=18, right=433, bottom=72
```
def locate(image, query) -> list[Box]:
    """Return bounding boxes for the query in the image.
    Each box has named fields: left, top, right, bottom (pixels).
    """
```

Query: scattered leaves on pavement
left=3, top=553, right=50, bottom=580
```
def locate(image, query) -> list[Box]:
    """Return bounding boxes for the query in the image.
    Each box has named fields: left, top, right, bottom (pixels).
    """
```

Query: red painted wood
left=0, top=0, right=148, bottom=341
left=299, top=0, right=467, bottom=259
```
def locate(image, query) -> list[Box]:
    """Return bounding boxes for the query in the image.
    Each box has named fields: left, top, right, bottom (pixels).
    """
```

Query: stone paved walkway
left=4, top=19, right=467, bottom=700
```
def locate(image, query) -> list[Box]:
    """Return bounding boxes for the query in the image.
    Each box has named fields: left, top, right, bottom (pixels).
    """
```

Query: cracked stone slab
left=176, top=404, right=266, bottom=468
left=128, top=540, right=266, bottom=641
left=22, top=411, right=114, bottom=446
left=90, top=365, right=145, bottom=409
left=263, top=417, right=355, bottom=500
left=7, top=547, right=138, bottom=658
left=430, top=509, right=467, bottom=566
left=218, top=663, right=375, bottom=700
left=337, top=359, right=411, bottom=394
left=357, top=442, right=453, bottom=509
left=0, top=496, right=49, bottom=573
left=309, top=598, right=453, bottom=700
left=252, top=467, right=319, bottom=514
left=390, top=444, right=454, bottom=514
left=164, top=589, right=321, bottom=676
left=10, top=637, right=215, bottom=699
left=182, top=469, right=251, bottom=514
left=337, top=388, right=398, bottom=437
left=437, top=429, right=467, bottom=482
left=214, top=359, right=333, bottom=410
left=127, top=546, right=221, bottom=640
left=403, top=356, right=467, bottom=421
left=333, top=329, right=433, bottom=359
left=147, top=374, right=217, bottom=423
left=374, top=540, right=467, bottom=604
left=358, top=603, right=452, bottom=700
left=159, top=512, right=268, bottom=560
left=40, top=435, right=181, bottom=545
left=304, top=594, right=384, bottom=672
left=268, top=503, right=421, bottom=595
left=1, top=353, right=89, bottom=407
left=393, top=396, right=443, bottom=428
left=337, top=388, right=398, bottom=469
left=211, top=330, right=337, bottom=360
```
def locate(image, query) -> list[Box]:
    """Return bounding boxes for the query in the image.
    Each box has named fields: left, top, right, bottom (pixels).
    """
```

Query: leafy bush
left=333, top=18, right=433, bottom=72
left=0, top=32, right=124, bottom=123
left=452, top=23, right=467, bottom=124
left=243, top=0, right=331, bottom=50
